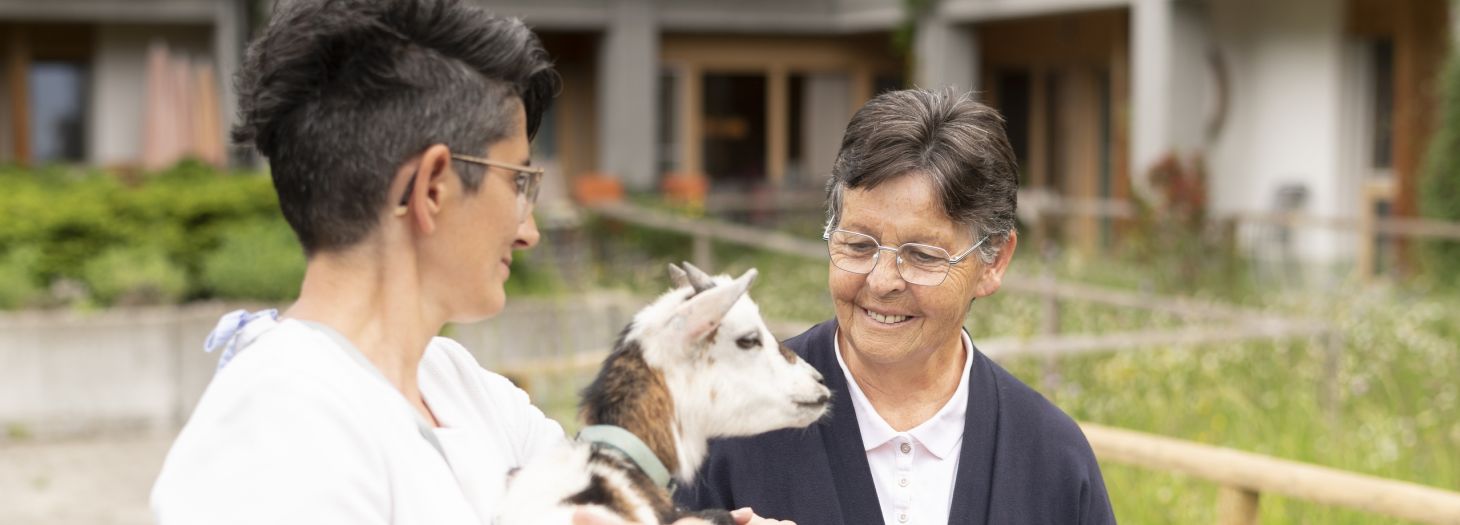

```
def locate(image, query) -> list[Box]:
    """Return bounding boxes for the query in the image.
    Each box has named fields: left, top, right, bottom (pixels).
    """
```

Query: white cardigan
left=152, top=318, right=565, bottom=524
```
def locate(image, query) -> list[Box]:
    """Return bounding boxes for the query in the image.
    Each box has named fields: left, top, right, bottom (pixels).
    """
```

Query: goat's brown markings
left=778, top=344, right=797, bottom=364
left=568, top=450, right=679, bottom=524
left=566, top=472, right=636, bottom=518
left=580, top=341, right=681, bottom=476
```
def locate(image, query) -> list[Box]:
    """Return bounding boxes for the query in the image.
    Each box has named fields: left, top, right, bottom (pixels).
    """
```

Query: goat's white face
left=629, top=265, right=831, bottom=441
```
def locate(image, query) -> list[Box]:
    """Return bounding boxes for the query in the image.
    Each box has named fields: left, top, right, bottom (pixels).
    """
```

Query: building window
left=874, top=72, right=904, bottom=96
left=658, top=69, right=679, bottom=177
left=702, top=73, right=766, bottom=186
left=995, top=69, right=1032, bottom=181
left=28, top=61, right=89, bottom=163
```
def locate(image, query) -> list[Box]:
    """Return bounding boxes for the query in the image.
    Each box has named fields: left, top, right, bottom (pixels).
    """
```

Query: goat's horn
left=681, top=261, right=716, bottom=293
left=668, top=263, right=689, bottom=289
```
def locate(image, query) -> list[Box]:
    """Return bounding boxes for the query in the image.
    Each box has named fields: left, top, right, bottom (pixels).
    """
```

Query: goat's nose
left=812, top=368, right=825, bottom=384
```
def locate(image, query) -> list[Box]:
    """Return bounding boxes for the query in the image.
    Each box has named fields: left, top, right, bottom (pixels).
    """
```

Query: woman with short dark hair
left=150, top=0, right=563, bottom=523
left=151, top=1, right=795, bottom=521
left=678, top=89, right=1116, bottom=524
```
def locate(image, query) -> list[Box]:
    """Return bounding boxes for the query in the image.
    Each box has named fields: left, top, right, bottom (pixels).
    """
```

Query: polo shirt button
left=898, top=513, right=908, bottom=523
left=898, top=477, right=909, bottom=487
left=900, top=442, right=912, bottom=454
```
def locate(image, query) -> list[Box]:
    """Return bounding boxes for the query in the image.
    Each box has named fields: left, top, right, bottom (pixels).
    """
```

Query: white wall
left=1130, top=0, right=1211, bottom=200
left=1168, top=0, right=1211, bottom=154
left=915, top=13, right=979, bottom=93
left=801, top=72, right=853, bottom=184
left=597, top=0, right=659, bottom=190
left=88, top=24, right=212, bottom=167
left=1205, top=0, right=1348, bottom=263
left=0, top=294, right=646, bottom=441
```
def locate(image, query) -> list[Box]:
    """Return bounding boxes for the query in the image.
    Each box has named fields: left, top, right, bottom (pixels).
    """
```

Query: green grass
left=519, top=216, right=1459, bottom=524
left=998, top=285, right=1460, bottom=523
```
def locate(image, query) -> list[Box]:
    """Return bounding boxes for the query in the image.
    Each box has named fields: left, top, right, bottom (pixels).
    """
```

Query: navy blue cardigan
left=675, top=320, right=1115, bottom=524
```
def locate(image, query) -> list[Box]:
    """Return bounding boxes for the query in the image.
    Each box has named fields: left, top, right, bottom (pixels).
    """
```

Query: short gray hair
left=234, top=0, right=559, bottom=255
left=824, top=88, right=1018, bottom=264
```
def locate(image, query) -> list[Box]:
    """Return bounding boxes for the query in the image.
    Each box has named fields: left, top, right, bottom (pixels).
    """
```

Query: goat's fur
left=496, top=263, right=832, bottom=525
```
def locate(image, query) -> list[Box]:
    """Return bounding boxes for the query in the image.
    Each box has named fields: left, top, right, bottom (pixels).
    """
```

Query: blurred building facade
left=0, top=0, right=247, bottom=168
left=0, top=0, right=1452, bottom=262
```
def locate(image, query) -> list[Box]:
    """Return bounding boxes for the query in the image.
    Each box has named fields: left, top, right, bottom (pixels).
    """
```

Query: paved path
left=0, top=433, right=173, bottom=525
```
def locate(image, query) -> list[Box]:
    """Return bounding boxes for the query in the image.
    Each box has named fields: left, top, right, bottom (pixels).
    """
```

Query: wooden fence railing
left=1082, top=424, right=1460, bottom=524
left=1014, top=188, right=1460, bottom=281
left=577, top=201, right=1460, bottom=524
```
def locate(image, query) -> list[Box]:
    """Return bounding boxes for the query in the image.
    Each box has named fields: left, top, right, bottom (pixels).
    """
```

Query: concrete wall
left=916, top=12, right=979, bottom=92
left=802, top=72, right=853, bottom=183
left=0, top=294, right=644, bottom=442
left=596, top=0, right=658, bottom=190
left=1205, top=0, right=1348, bottom=262
left=0, top=304, right=227, bottom=439
left=88, top=24, right=212, bottom=166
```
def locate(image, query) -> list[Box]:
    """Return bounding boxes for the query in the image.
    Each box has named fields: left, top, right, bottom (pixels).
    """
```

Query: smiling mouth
left=862, top=307, right=913, bottom=325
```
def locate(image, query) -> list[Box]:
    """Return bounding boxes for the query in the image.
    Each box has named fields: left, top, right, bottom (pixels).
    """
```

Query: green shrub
left=0, top=247, right=44, bottom=308
left=1420, top=46, right=1460, bottom=285
left=81, top=245, right=189, bottom=306
left=200, top=218, right=305, bottom=301
left=0, top=163, right=281, bottom=308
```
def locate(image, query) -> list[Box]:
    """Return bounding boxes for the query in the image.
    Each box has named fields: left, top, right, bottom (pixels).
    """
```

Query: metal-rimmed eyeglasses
left=395, top=153, right=545, bottom=223
left=823, top=229, right=989, bottom=286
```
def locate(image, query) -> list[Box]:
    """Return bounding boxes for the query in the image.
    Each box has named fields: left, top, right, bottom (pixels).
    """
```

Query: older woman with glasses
left=677, top=89, right=1115, bottom=524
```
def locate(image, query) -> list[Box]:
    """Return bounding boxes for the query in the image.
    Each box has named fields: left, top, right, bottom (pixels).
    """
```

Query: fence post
left=693, top=230, right=714, bottom=270
left=1217, top=485, right=1260, bottom=525
left=1041, top=244, right=1061, bottom=394
left=1357, top=190, right=1376, bottom=283
left=1321, top=327, right=1343, bottom=432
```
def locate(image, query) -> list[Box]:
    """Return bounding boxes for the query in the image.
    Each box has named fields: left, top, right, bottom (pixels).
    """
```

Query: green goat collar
left=576, top=424, right=676, bottom=491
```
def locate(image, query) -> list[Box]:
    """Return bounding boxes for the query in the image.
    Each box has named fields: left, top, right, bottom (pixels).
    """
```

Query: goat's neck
left=579, top=342, right=684, bottom=480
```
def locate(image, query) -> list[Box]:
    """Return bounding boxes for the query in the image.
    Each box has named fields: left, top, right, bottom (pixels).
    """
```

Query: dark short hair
left=234, top=0, right=559, bottom=254
left=824, top=88, right=1018, bottom=263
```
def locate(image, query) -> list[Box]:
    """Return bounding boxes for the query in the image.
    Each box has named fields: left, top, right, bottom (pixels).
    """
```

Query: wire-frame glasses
left=823, top=229, right=989, bottom=286
left=395, top=153, right=545, bottom=223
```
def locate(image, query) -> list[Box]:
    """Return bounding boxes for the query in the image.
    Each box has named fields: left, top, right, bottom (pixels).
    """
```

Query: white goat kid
left=496, top=263, right=831, bottom=525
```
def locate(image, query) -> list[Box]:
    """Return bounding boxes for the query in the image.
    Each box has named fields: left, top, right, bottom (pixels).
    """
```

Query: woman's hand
left=572, top=506, right=793, bottom=525
left=572, top=507, right=714, bottom=525
left=731, top=507, right=796, bottom=525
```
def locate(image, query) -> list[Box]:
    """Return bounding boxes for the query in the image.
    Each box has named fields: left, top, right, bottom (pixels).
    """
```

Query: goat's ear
left=671, top=268, right=757, bottom=344
left=668, top=263, right=689, bottom=290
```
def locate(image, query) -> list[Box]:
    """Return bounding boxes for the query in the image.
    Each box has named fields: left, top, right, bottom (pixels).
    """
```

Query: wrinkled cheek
left=828, top=272, right=862, bottom=309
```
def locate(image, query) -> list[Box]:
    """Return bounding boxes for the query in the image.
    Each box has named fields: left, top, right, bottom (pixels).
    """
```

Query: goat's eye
left=736, top=334, right=761, bottom=350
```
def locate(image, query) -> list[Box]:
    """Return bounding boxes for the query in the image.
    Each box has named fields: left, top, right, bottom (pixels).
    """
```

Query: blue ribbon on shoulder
left=204, top=309, right=278, bottom=371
